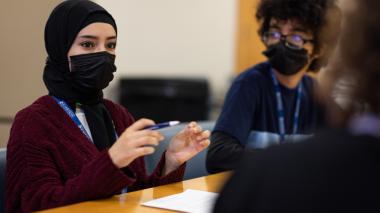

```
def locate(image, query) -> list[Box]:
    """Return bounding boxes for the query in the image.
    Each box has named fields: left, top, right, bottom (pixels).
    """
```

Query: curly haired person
left=206, top=0, right=341, bottom=173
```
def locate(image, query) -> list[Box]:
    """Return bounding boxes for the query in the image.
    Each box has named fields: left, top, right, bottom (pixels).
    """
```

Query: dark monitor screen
left=119, top=78, right=210, bottom=122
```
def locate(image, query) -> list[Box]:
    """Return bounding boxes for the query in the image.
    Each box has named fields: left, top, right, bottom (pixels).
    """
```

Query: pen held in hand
left=145, top=121, right=180, bottom=130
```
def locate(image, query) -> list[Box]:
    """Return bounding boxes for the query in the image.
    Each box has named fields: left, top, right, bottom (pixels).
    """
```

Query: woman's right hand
left=108, top=118, right=164, bottom=168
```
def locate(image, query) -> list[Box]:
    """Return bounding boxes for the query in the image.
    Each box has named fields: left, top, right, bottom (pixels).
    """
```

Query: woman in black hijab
left=6, top=1, right=210, bottom=212
left=44, top=0, right=121, bottom=151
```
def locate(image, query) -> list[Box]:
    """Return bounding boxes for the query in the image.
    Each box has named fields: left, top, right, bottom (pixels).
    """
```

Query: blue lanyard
left=270, top=69, right=303, bottom=143
left=52, top=96, right=94, bottom=142
left=53, top=96, right=127, bottom=191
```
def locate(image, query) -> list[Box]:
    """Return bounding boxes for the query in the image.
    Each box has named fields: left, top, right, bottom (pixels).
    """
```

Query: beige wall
left=94, top=0, right=237, bottom=103
left=0, top=0, right=61, bottom=147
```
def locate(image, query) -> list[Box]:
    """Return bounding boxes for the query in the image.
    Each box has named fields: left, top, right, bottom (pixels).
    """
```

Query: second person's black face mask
left=263, top=42, right=309, bottom=76
left=67, top=51, right=116, bottom=94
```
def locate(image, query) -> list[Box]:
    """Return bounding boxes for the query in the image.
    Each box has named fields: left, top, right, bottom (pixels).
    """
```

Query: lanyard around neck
left=52, top=96, right=93, bottom=142
left=270, top=69, right=303, bottom=143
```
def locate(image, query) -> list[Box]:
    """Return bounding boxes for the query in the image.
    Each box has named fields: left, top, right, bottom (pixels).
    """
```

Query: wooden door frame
left=235, top=0, right=266, bottom=74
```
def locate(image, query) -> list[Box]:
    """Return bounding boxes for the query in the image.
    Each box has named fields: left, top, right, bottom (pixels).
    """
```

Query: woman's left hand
left=163, top=122, right=210, bottom=176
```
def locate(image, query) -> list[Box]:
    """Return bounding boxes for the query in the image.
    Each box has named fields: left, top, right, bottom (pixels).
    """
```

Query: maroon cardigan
left=5, top=96, right=185, bottom=213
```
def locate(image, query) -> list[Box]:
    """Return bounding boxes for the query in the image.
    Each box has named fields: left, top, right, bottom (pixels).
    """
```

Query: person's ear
left=311, top=44, right=326, bottom=60
left=308, top=44, right=328, bottom=73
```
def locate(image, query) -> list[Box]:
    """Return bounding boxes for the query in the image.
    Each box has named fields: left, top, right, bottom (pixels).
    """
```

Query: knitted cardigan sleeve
left=6, top=97, right=185, bottom=213
left=6, top=108, right=134, bottom=212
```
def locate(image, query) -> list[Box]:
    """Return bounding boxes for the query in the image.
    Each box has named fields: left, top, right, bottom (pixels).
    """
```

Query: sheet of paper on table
left=141, top=189, right=219, bottom=213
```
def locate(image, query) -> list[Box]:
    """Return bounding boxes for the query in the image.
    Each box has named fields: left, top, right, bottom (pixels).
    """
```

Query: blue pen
left=145, top=121, right=180, bottom=130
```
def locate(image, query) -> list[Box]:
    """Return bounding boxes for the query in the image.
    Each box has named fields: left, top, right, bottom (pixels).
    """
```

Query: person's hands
left=108, top=118, right=164, bottom=168
left=164, top=122, right=210, bottom=175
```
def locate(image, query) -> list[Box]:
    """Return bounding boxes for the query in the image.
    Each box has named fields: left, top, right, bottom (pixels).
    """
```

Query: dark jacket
left=207, top=62, right=324, bottom=174
left=213, top=129, right=380, bottom=213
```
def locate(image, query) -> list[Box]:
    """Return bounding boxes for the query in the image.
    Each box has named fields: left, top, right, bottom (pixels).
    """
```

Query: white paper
left=141, top=189, right=219, bottom=213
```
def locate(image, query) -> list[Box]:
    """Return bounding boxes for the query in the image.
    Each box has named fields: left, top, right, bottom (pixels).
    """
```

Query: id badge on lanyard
left=270, top=69, right=303, bottom=143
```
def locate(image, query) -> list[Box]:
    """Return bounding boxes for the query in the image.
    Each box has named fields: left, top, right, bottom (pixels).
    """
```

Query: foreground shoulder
left=245, top=130, right=352, bottom=167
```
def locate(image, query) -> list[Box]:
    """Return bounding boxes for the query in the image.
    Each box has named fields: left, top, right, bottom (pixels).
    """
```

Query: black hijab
left=43, top=0, right=118, bottom=151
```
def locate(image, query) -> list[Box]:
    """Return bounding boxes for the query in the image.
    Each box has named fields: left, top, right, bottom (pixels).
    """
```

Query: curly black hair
left=256, top=0, right=341, bottom=71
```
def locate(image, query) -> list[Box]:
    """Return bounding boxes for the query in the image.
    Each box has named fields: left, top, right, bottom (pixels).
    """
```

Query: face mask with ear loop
left=66, top=51, right=117, bottom=94
left=263, top=41, right=310, bottom=75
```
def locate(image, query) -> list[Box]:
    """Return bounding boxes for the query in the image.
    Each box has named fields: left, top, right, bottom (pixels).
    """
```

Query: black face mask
left=67, top=51, right=116, bottom=94
left=263, top=42, right=309, bottom=76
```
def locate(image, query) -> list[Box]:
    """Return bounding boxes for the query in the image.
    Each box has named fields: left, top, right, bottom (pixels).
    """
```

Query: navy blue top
left=214, top=62, right=325, bottom=148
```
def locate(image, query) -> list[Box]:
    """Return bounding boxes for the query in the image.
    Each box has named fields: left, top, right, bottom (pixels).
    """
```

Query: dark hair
left=256, top=0, right=341, bottom=72
left=325, top=0, right=380, bottom=116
